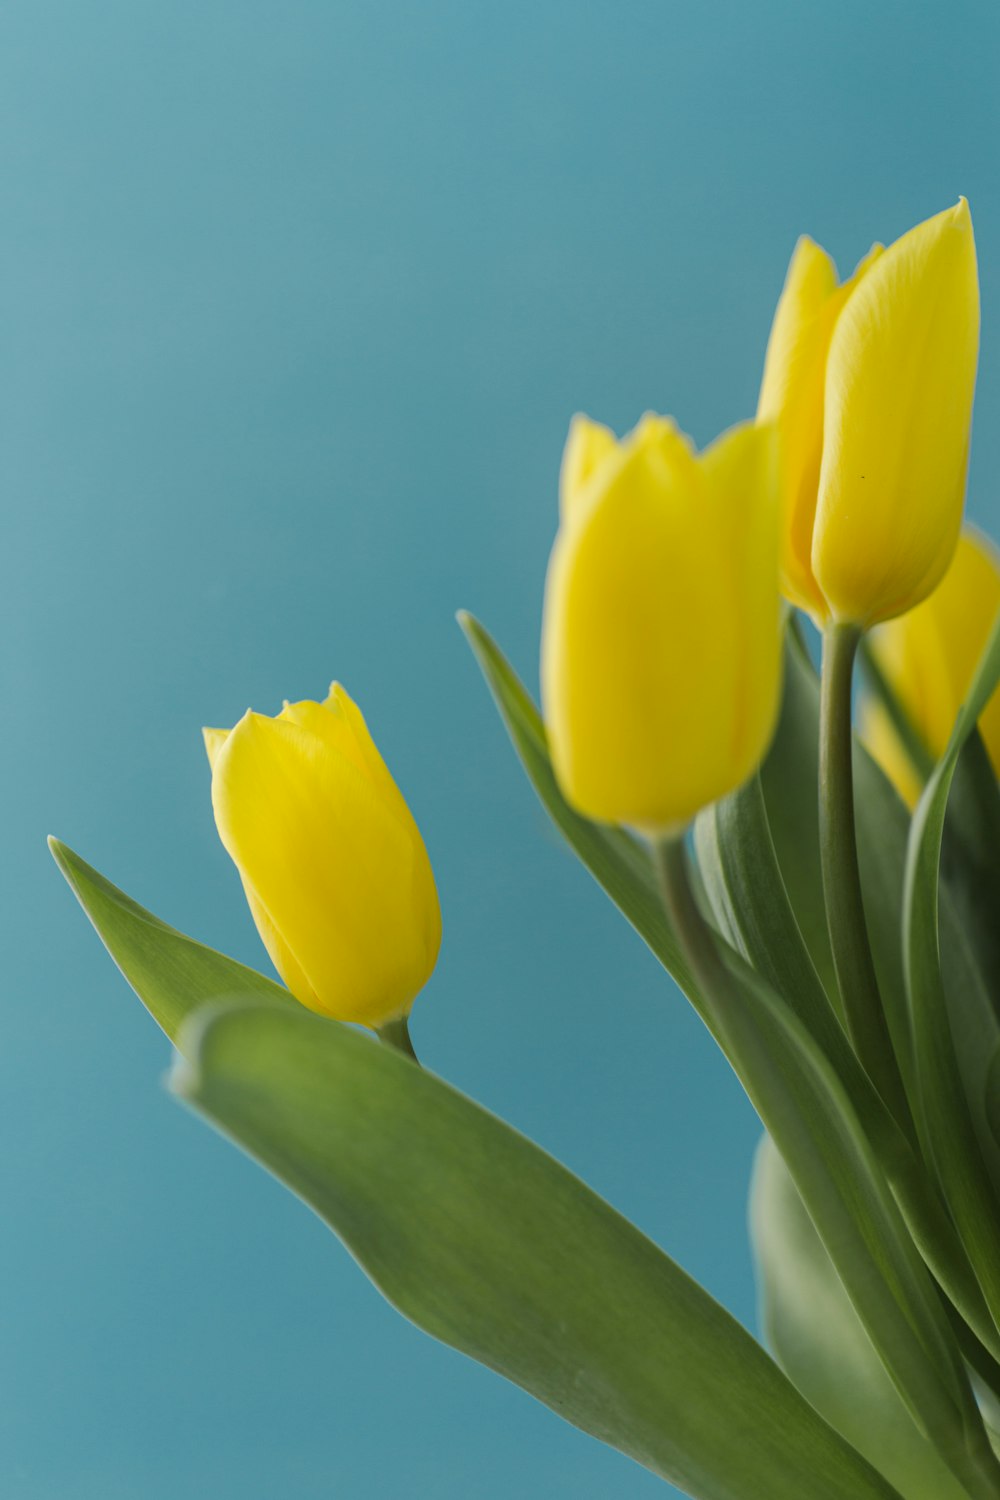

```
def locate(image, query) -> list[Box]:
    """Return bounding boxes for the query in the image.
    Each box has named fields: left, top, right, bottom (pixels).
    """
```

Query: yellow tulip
left=203, top=684, right=441, bottom=1028
left=758, top=200, right=979, bottom=627
left=541, top=413, right=781, bottom=833
left=862, top=527, right=1000, bottom=807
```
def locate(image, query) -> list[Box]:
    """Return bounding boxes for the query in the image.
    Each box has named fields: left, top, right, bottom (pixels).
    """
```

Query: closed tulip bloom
left=541, top=413, right=781, bottom=833
left=759, top=200, right=979, bottom=627
left=203, top=685, right=441, bottom=1028
left=862, top=527, right=1000, bottom=807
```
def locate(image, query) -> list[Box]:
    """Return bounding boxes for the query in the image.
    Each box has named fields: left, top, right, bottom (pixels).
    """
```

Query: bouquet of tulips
left=53, top=199, right=1000, bottom=1500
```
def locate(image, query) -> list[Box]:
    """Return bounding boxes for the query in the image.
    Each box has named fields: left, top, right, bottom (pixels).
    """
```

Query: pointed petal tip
left=202, top=725, right=233, bottom=772
left=928, top=196, right=972, bottom=234
left=788, top=231, right=836, bottom=275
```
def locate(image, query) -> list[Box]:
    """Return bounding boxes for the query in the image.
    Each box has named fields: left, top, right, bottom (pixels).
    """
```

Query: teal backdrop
left=5, top=3, right=1000, bottom=1496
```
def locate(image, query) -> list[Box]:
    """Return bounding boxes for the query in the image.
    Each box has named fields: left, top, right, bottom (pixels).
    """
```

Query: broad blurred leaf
left=173, top=998, right=899, bottom=1500
left=904, top=619, right=1000, bottom=1342
left=49, top=836, right=292, bottom=1042
left=751, top=1135, right=969, bottom=1500
left=51, top=830, right=899, bottom=1495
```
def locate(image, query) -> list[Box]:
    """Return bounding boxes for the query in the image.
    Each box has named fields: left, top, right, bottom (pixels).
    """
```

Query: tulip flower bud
left=541, top=413, right=782, bottom=834
left=203, top=685, right=441, bottom=1028
left=862, top=527, right=1000, bottom=807
left=759, top=200, right=979, bottom=627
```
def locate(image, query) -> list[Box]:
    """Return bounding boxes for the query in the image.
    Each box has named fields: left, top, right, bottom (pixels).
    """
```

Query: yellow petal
left=278, top=694, right=371, bottom=781
left=210, top=707, right=441, bottom=1026
left=239, top=874, right=321, bottom=1007
left=867, top=526, right=1000, bottom=792
left=858, top=698, right=923, bottom=812
left=322, top=683, right=423, bottom=835
left=758, top=236, right=839, bottom=421
left=758, top=236, right=883, bottom=621
left=814, top=200, right=979, bottom=625
left=559, top=414, right=618, bottom=523
left=541, top=415, right=781, bottom=831
left=699, top=420, right=783, bottom=792
left=202, top=726, right=231, bottom=773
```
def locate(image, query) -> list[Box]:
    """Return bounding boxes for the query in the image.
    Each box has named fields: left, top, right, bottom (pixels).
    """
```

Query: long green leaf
left=694, top=765, right=1000, bottom=1372
left=694, top=771, right=840, bottom=1054
left=173, top=998, right=901, bottom=1500
left=49, top=836, right=293, bottom=1042
left=903, top=618, right=1000, bottom=1341
left=703, top=938, right=996, bottom=1497
left=858, top=642, right=1000, bottom=1193
left=939, top=732, right=1000, bottom=1189
left=762, top=627, right=1000, bottom=1198
left=941, top=729, right=1000, bottom=1000
left=461, top=615, right=998, bottom=1490
left=751, top=1134, right=969, bottom=1500
left=757, top=624, right=840, bottom=1004
left=52, top=825, right=897, bottom=1496
left=761, top=626, right=916, bottom=1088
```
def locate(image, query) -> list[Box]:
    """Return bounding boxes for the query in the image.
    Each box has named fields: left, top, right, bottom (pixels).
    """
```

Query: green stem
left=820, top=623, right=912, bottom=1134
left=377, top=1014, right=420, bottom=1065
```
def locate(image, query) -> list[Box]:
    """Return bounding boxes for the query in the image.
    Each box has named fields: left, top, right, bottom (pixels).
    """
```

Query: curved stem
left=820, top=623, right=912, bottom=1136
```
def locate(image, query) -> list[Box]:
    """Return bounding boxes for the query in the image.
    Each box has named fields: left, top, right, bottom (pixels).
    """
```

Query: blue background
left=5, top=3, right=1000, bottom=1496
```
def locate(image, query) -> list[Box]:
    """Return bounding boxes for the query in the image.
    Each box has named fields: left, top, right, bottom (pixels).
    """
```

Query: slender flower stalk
left=819, top=624, right=913, bottom=1135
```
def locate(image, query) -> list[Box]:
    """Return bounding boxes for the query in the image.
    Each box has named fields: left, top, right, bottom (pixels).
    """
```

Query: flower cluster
left=202, top=199, right=990, bottom=1035
left=52, top=196, right=1000, bottom=1500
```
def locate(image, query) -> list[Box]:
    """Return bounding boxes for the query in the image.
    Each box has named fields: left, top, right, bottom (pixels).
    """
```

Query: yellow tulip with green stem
left=759, top=200, right=980, bottom=1133
left=203, top=682, right=441, bottom=1058
left=540, top=409, right=815, bottom=1247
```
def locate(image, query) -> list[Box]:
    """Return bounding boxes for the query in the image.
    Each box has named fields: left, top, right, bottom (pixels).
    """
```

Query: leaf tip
left=170, top=1002, right=226, bottom=1084
left=455, top=608, right=481, bottom=645
left=48, top=834, right=76, bottom=882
